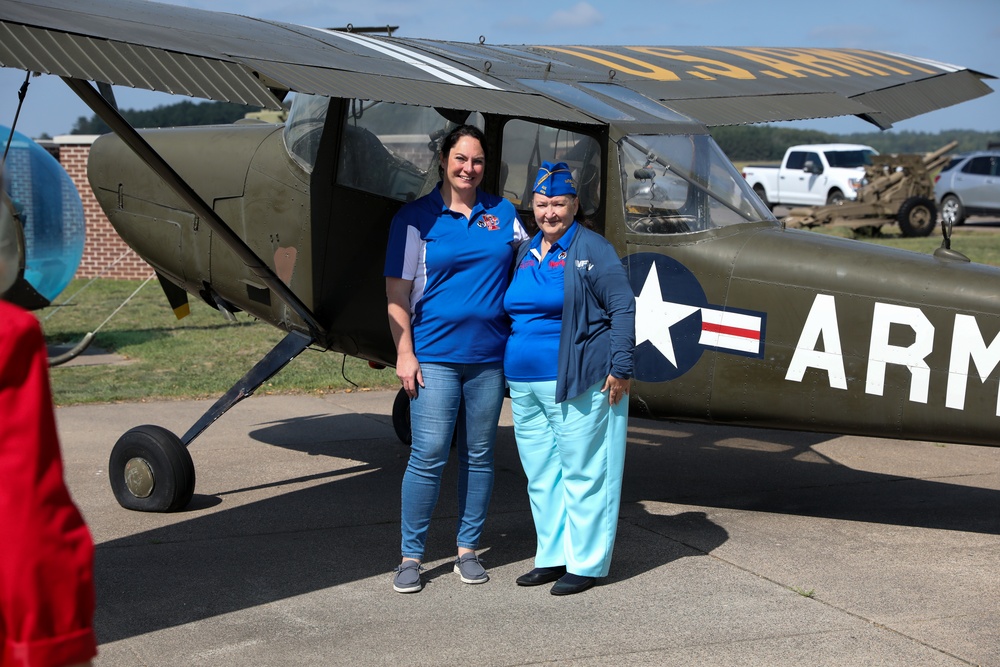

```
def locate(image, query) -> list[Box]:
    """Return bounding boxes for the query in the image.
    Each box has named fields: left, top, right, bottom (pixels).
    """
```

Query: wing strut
left=61, top=76, right=326, bottom=339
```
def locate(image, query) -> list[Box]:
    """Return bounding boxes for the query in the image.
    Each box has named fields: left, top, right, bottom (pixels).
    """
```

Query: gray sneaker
left=454, top=553, right=489, bottom=584
left=393, top=560, right=423, bottom=593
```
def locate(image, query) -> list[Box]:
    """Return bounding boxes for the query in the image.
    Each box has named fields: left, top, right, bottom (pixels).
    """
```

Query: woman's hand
left=602, top=375, right=630, bottom=406
left=396, top=351, right=423, bottom=398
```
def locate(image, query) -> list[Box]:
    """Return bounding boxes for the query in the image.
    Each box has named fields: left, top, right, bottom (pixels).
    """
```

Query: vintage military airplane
left=0, top=0, right=996, bottom=512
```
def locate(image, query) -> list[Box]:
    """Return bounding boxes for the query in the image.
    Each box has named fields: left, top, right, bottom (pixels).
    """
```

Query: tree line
left=71, top=100, right=263, bottom=135
left=72, top=100, right=1000, bottom=161
left=708, top=125, right=999, bottom=162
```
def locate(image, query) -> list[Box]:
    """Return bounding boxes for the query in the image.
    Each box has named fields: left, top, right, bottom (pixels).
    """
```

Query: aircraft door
left=311, top=99, right=475, bottom=361
left=614, top=132, right=776, bottom=419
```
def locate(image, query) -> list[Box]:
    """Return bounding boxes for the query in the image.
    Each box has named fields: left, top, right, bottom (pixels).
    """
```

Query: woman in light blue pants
left=504, top=160, right=635, bottom=595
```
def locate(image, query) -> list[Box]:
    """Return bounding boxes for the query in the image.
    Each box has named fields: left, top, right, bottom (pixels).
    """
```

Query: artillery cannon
left=783, top=141, right=958, bottom=237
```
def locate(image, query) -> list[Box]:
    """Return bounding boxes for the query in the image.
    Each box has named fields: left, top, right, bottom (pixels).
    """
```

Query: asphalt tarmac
left=54, top=389, right=1000, bottom=666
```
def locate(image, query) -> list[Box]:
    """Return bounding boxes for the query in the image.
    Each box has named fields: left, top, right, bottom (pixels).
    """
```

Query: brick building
left=52, top=134, right=152, bottom=280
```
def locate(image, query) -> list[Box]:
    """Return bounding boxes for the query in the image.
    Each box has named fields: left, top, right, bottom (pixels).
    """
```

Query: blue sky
left=0, top=0, right=996, bottom=138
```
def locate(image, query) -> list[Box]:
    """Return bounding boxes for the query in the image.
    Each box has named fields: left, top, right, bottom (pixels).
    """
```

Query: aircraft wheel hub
left=123, top=457, right=154, bottom=498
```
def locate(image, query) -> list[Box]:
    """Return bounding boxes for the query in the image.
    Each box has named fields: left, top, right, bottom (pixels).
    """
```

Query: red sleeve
left=0, top=302, right=97, bottom=667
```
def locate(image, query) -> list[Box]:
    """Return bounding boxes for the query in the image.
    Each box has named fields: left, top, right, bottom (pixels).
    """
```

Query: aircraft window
left=335, top=100, right=469, bottom=202
left=580, top=84, right=694, bottom=122
left=500, top=120, right=602, bottom=228
left=518, top=80, right=634, bottom=122
left=283, top=93, right=330, bottom=172
left=620, top=133, right=775, bottom=234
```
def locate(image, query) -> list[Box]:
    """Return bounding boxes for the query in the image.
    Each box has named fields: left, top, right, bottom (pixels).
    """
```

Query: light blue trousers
left=507, top=379, right=628, bottom=578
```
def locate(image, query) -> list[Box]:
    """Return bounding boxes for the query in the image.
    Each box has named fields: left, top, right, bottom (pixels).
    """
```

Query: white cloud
left=549, top=2, right=604, bottom=29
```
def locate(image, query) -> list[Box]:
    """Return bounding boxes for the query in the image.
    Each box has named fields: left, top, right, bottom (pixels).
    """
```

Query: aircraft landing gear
left=107, top=330, right=314, bottom=512
left=109, top=425, right=194, bottom=512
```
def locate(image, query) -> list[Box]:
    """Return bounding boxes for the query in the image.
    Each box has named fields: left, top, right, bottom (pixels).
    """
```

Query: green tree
left=711, top=125, right=1000, bottom=162
left=71, top=100, right=263, bottom=135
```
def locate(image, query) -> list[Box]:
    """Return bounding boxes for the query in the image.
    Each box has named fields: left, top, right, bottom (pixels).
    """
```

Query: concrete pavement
left=54, top=390, right=1000, bottom=666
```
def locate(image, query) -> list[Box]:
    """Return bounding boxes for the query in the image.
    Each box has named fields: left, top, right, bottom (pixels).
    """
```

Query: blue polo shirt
left=385, top=185, right=527, bottom=363
left=503, top=222, right=579, bottom=381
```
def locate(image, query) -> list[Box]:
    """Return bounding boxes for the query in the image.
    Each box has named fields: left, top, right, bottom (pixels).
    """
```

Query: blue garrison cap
left=533, top=160, right=577, bottom=197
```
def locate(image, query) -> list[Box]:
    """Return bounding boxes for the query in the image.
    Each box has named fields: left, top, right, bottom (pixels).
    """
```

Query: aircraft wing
left=0, top=0, right=992, bottom=129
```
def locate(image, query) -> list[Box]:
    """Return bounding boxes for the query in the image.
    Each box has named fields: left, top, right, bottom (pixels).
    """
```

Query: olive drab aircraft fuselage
left=0, top=0, right=995, bottom=511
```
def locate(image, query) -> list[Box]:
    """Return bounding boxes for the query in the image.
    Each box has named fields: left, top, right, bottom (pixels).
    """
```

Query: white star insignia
left=634, top=262, right=700, bottom=367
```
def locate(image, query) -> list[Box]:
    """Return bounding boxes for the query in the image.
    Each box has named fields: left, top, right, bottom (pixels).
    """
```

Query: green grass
left=811, top=225, right=1000, bottom=266
left=39, top=226, right=1000, bottom=406
left=40, top=278, right=399, bottom=406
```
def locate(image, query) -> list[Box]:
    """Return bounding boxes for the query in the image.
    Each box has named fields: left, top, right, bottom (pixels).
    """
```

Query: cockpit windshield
left=620, top=133, right=775, bottom=234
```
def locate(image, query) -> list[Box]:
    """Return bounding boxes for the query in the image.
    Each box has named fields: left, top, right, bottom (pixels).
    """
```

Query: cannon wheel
left=897, top=196, right=937, bottom=237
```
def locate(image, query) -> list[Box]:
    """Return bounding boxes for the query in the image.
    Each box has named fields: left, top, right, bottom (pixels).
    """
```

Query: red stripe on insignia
left=702, top=322, right=760, bottom=340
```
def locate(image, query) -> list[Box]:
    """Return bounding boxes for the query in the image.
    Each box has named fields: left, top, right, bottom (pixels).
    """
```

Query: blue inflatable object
left=1, top=124, right=85, bottom=303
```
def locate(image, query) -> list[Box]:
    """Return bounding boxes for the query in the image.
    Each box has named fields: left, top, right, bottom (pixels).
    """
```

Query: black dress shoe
left=550, top=573, right=595, bottom=596
left=516, top=566, right=566, bottom=586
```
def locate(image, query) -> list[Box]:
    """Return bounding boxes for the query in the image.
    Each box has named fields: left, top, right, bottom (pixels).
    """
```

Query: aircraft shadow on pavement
left=93, top=412, right=1000, bottom=644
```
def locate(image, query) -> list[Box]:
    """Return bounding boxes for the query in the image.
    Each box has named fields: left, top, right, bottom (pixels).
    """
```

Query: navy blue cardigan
left=514, top=224, right=636, bottom=402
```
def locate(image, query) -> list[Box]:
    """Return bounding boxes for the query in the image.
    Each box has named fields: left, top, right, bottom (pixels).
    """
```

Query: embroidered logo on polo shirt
left=519, top=258, right=537, bottom=270
left=477, top=214, right=500, bottom=231
left=549, top=251, right=567, bottom=269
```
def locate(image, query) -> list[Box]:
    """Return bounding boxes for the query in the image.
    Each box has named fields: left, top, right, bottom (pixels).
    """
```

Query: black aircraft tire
left=109, top=425, right=195, bottom=512
left=897, top=196, right=937, bottom=237
left=392, top=387, right=412, bottom=445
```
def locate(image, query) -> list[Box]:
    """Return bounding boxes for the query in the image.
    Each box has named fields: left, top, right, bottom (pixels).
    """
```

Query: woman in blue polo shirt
left=504, top=161, right=635, bottom=595
left=385, top=124, right=528, bottom=594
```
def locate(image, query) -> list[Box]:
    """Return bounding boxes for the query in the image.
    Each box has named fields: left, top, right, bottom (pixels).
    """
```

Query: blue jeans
left=400, top=361, right=504, bottom=560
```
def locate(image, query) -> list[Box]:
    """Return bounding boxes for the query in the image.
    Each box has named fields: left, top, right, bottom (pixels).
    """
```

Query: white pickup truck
left=741, top=143, right=878, bottom=208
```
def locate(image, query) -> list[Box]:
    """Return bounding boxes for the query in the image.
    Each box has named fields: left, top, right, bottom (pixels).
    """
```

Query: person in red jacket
left=1, top=196, right=97, bottom=666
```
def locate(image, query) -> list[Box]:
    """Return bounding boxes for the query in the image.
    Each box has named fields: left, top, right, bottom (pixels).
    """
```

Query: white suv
left=934, top=150, right=1000, bottom=226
